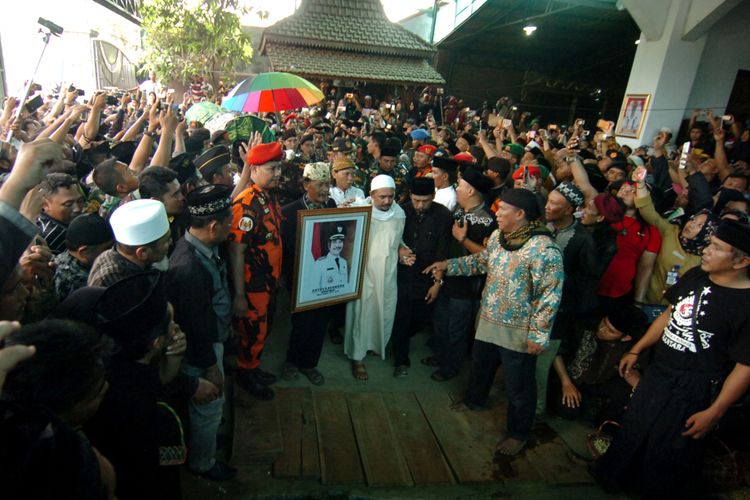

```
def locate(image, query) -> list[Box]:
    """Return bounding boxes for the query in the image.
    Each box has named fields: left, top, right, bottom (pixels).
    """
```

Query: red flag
left=311, top=222, right=321, bottom=260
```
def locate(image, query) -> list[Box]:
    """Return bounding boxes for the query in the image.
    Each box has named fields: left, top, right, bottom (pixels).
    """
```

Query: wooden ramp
left=233, top=388, right=592, bottom=487
left=232, top=385, right=282, bottom=465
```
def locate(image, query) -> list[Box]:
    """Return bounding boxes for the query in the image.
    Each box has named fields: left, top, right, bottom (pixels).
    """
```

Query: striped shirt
left=36, top=213, right=68, bottom=255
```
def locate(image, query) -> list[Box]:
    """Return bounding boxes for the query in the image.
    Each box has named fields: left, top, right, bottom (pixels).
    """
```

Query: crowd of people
left=0, top=72, right=749, bottom=499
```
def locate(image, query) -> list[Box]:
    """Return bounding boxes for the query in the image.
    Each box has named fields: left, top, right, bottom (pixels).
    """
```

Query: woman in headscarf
left=632, top=166, right=719, bottom=320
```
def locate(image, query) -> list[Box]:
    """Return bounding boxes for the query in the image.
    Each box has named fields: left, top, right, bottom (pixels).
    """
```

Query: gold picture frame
left=615, top=93, right=651, bottom=139
left=291, top=206, right=371, bottom=312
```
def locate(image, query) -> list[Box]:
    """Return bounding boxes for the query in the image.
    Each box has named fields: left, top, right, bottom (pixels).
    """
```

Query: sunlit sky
left=240, top=0, right=435, bottom=26
left=0, top=0, right=437, bottom=94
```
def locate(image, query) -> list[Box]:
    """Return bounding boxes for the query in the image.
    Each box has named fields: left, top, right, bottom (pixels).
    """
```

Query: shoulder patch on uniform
left=238, top=217, right=253, bottom=232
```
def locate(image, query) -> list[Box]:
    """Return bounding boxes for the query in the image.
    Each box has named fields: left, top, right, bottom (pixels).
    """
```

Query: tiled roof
left=265, top=45, right=445, bottom=84
left=262, top=0, right=435, bottom=57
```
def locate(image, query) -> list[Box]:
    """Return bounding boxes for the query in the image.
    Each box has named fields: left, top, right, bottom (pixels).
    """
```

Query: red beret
left=511, top=165, right=541, bottom=180
left=453, top=152, right=476, bottom=164
left=417, top=144, right=438, bottom=156
left=283, top=113, right=297, bottom=124
left=247, top=142, right=284, bottom=166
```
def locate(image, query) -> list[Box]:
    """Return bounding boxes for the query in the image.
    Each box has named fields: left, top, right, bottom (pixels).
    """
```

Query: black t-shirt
left=654, top=267, right=750, bottom=375
left=443, top=203, right=498, bottom=299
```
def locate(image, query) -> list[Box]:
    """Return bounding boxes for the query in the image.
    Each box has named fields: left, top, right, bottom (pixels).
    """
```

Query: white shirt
left=139, top=79, right=164, bottom=97
left=434, top=186, right=457, bottom=212
left=330, top=186, right=365, bottom=207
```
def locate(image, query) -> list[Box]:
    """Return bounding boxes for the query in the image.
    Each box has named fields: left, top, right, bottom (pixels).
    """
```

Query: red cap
left=453, top=152, right=476, bottom=164
left=417, top=144, right=438, bottom=156
left=511, top=166, right=541, bottom=180
left=247, top=142, right=284, bottom=166
left=283, top=113, right=297, bottom=124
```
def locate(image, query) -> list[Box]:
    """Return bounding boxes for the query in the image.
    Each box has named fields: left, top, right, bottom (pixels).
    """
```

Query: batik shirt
left=446, top=232, right=564, bottom=351
left=53, top=251, right=90, bottom=301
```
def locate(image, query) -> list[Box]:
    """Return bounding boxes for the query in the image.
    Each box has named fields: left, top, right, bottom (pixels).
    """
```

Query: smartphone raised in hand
left=678, top=141, right=690, bottom=170
left=25, top=95, right=44, bottom=114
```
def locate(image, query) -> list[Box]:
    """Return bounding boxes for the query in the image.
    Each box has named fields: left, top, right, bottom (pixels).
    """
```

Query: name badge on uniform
left=264, top=208, right=270, bottom=214
left=265, top=233, right=273, bottom=241
left=258, top=197, right=266, bottom=206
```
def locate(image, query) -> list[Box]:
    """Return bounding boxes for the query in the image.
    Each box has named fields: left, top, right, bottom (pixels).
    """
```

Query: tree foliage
left=141, top=0, right=252, bottom=88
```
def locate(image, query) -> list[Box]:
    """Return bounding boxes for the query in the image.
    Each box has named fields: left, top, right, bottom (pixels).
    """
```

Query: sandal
left=299, top=368, right=325, bottom=386
left=280, top=362, right=299, bottom=381
left=351, top=361, right=368, bottom=380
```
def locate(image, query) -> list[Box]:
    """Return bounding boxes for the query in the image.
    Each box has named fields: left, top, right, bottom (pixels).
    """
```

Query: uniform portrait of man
left=313, top=223, right=349, bottom=293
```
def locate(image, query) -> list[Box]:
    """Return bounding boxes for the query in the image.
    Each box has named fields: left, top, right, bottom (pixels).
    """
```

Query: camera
left=105, top=95, right=118, bottom=106
left=38, top=17, right=63, bottom=37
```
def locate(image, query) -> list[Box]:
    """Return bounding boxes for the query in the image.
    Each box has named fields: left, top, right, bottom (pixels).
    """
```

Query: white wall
left=0, top=0, right=141, bottom=96
left=618, top=0, right=706, bottom=148
left=685, top=0, right=750, bottom=117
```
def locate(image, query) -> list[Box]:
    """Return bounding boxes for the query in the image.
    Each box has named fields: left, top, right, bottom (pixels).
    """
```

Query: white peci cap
left=110, top=199, right=170, bottom=246
left=370, top=174, right=396, bottom=192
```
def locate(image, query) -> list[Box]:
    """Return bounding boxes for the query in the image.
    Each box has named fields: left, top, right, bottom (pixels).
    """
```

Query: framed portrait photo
left=291, top=206, right=371, bottom=312
left=615, top=93, right=651, bottom=138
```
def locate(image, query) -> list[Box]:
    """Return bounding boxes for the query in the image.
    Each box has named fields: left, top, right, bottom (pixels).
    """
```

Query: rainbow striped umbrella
left=222, top=72, right=324, bottom=114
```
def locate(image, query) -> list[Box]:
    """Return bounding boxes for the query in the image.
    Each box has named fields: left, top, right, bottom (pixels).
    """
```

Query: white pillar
left=617, top=0, right=707, bottom=148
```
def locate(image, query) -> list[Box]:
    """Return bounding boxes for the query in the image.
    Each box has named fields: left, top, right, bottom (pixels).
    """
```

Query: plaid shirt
left=53, top=251, right=90, bottom=301
left=87, top=248, right=147, bottom=287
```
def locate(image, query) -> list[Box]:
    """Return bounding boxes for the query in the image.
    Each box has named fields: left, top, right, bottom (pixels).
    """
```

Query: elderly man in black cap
left=536, top=181, right=599, bottom=416
left=424, top=169, right=497, bottom=381
left=392, top=177, right=453, bottom=377
left=592, top=219, right=750, bottom=497
left=53, top=213, right=114, bottom=300
left=195, top=145, right=234, bottom=187
left=425, top=188, right=563, bottom=456
left=167, top=184, right=236, bottom=481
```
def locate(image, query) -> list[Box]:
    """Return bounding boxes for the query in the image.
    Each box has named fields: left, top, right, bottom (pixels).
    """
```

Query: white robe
left=344, top=203, right=405, bottom=361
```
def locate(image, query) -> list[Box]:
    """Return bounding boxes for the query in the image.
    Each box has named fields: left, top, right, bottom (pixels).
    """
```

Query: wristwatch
left=144, top=130, right=157, bottom=139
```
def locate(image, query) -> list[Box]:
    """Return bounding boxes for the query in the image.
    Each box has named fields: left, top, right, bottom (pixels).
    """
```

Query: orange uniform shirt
left=228, top=184, right=283, bottom=293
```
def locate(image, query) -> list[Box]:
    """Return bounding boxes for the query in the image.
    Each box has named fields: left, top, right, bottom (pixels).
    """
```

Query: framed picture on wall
left=615, top=93, right=651, bottom=138
left=291, top=206, right=371, bottom=312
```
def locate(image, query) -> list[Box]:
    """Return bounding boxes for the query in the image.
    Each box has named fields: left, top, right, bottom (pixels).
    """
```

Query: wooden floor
left=232, top=387, right=593, bottom=487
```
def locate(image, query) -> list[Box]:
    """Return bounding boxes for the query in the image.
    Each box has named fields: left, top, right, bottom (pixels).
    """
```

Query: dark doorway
left=726, top=69, right=750, bottom=122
